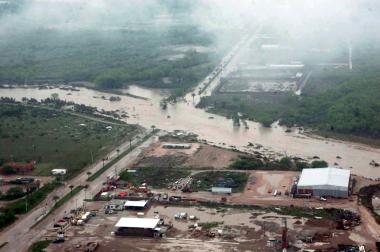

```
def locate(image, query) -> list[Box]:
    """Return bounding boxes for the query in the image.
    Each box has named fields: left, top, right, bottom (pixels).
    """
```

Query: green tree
left=50, top=93, right=59, bottom=100
left=311, top=160, right=328, bottom=168
left=2, top=165, right=16, bottom=175
left=6, top=187, right=24, bottom=200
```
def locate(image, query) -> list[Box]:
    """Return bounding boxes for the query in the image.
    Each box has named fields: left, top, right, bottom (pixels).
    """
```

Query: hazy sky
left=1, top=0, right=379, bottom=48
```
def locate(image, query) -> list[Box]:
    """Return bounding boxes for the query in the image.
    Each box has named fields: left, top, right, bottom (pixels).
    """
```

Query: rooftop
left=211, top=187, right=232, bottom=193
left=297, top=167, right=350, bottom=188
left=124, top=200, right=148, bottom=208
left=115, top=217, right=159, bottom=229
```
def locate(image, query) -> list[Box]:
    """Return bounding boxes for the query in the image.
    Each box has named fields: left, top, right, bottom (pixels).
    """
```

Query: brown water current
left=1, top=85, right=380, bottom=178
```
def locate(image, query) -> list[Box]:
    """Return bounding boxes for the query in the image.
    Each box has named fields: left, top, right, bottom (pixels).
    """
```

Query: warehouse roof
left=124, top=200, right=148, bottom=208
left=297, top=167, right=350, bottom=188
left=115, top=217, right=159, bottom=229
left=211, top=187, right=232, bottom=194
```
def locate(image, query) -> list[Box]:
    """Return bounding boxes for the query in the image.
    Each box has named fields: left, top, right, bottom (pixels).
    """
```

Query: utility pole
left=282, top=217, right=288, bottom=250
left=83, top=187, right=87, bottom=210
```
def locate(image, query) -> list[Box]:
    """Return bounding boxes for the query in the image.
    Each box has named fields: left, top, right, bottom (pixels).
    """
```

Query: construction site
left=37, top=132, right=380, bottom=252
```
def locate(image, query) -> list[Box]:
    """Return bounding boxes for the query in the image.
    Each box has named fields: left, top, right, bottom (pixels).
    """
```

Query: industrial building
left=296, top=167, right=351, bottom=198
left=114, top=217, right=162, bottom=237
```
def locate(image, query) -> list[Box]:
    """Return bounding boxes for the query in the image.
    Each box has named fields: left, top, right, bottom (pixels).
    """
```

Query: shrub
left=311, top=160, right=328, bottom=168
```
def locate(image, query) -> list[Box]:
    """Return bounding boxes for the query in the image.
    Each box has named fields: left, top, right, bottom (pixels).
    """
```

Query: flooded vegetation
left=1, top=85, right=380, bottom=178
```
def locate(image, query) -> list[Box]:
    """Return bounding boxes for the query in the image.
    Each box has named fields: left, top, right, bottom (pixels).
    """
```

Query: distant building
left=211, top=187, right=232, bottom=194
left=162, top=143, right=191, bottom=149
left=296, top=167, right=350, bottom=198
left=115, top=217, right=161, bottom=237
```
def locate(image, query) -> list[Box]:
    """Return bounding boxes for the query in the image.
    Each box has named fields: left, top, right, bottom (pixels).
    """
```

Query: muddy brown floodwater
left=1, top=85, right=380, bottom=178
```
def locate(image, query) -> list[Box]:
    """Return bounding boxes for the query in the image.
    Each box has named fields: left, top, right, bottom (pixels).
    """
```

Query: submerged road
left=0, top=130, right=157, bottom=252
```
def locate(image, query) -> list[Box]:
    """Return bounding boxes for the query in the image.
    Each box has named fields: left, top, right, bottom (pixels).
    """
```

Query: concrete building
left=296, top=167, right=350, bottom=198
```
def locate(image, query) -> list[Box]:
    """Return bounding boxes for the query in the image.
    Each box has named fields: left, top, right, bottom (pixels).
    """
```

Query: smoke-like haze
left=0, top=0, right=379, bottom=55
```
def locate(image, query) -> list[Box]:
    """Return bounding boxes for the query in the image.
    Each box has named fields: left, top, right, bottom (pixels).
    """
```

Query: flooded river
left=1, top=85, right=380, bottom=178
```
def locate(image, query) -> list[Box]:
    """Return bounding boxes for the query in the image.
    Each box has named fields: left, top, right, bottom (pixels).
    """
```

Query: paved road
left=185, top=27, right=261, bottom=105
left=0, top=130, right=157, bottom=252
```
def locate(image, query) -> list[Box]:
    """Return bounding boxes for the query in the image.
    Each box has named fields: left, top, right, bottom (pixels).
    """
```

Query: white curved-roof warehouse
left=297, top=167, right=350, bottom=190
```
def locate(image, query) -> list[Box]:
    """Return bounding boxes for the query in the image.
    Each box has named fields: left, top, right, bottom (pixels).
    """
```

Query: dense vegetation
left=199, top=44, right=380, bottom=138
left=28, top=240, right=51, bottom=252
left=191, top=171, right=248, bottom=193
left=282, top=68, right=380, bottom=137
left=0, top=181, right=61, bottom=229
left=229, top=155, right=328, bottom=171
left=0, top=187, right=27, bottom=201
left=0, top=104, right=138, bottom=177
left=198, top=93, right=298, bottom=127
left=0, top=22, right=220, bottom=98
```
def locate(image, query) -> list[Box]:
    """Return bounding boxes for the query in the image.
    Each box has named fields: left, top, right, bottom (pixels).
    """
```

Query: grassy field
left=0, top=104, right=140, bottom=177
left=191, top=171, right=248, bottom=193
left=120, top=166, right=190, bottom=189
left=198, top=93, right=298, bottom=127
left=87, top=130, right=157, bottom=182
left=28, top=240, right=51, bottom=252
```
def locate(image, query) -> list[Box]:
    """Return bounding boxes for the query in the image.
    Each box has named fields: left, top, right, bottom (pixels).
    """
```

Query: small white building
left=211, top=187, right=232, bottom=194
left=296, top=167, right=350, bottom=198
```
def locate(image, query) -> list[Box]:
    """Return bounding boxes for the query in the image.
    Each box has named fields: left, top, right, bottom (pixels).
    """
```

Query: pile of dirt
left=305, top=218, right=336, bottom=229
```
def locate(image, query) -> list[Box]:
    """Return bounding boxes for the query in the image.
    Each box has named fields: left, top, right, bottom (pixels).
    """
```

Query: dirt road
left=0, top=130, right=157, bottom=252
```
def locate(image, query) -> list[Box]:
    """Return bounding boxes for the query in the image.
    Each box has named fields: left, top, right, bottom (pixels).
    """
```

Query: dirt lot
left=186, top=145, right=239, bottom=169
left=243, top=170, right=298, bottom=197
left=135, top=142, right=239, bottom=169
left=42, top=201, right=377, bottom=252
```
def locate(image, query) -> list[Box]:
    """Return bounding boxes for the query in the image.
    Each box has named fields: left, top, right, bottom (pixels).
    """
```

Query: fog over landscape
left=1, top=0, right=380, bottom=45
left=1, top=1, right=380, bottom=252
